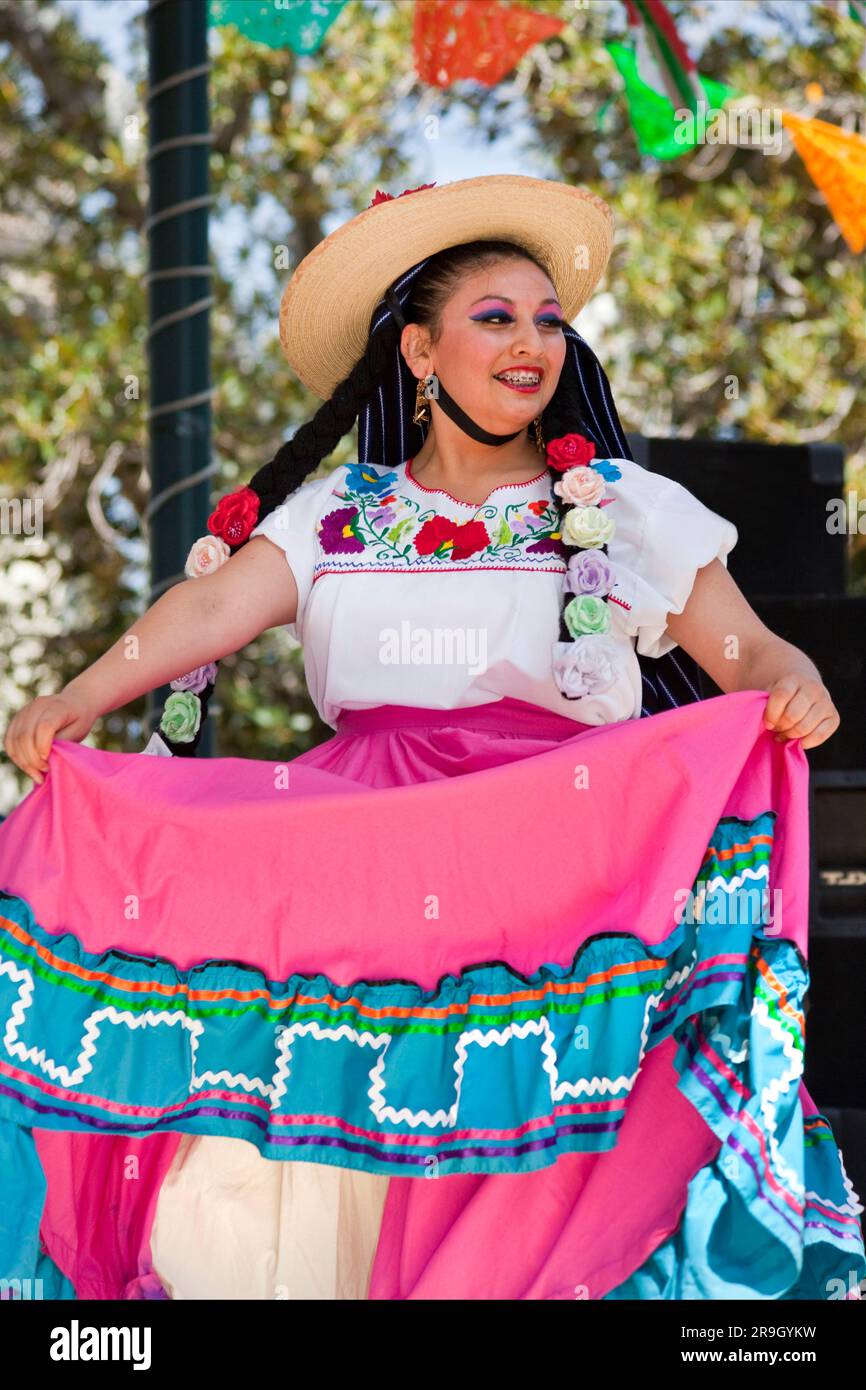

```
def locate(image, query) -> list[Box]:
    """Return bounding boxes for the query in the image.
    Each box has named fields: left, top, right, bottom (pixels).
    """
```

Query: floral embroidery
left=319, top=506, right=365, bottom=554
left=414, top=516, right=490, bottom=561
left=314, top=462, right=569, bottom=573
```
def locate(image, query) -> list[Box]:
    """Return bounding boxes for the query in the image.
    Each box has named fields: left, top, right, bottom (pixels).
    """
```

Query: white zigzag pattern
left=3, top=974, right=202, bottom=1089
left=692, top=864, right=770, bottom=924
left=751, top=994, right=804, bottom=1198
left=0, top=956, right=679, bottom=1130
left=0, top=874, right=818, bottom=1172
left=809, top=1157, right=865, bottom=1218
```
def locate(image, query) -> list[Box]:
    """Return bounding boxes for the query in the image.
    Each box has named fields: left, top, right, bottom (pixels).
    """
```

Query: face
left=405, top=258, right=567, bottom=432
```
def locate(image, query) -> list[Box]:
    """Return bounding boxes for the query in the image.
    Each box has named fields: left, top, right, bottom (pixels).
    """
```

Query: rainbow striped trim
left=0, top=810, right=794, bottom=1177
left=1, top=806, right=863, bottom=1299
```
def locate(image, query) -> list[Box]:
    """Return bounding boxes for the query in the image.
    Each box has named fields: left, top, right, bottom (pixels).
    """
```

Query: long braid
left=536, top=347, right=594, bottom=651
left=153, top=309, right=403, bottom=756
left=248, top=318, right=403, bottom=522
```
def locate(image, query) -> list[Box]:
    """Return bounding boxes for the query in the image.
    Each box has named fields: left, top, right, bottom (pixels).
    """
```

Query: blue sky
left=55, top=0, right=561, bottom=321
left=54, top=0, right=824, bottom=195
left=52, top=0, right=825, bottom=330
left=56, top=0, right=549, bottom=184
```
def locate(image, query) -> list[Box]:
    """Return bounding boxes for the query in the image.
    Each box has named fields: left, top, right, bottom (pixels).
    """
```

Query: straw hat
left=279, top=174, right=614, bottom=401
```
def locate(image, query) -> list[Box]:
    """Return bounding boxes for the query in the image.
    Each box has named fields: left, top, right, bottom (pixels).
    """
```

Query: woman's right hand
left=2, top=690, right=97, bottom=786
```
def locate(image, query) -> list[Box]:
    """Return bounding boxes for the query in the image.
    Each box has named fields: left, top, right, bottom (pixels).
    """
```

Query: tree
left=1, top=0, right=863, bottom=813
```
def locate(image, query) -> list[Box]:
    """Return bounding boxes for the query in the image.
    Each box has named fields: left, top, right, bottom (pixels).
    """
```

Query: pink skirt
left=0, top=692, right=862, bottom=1300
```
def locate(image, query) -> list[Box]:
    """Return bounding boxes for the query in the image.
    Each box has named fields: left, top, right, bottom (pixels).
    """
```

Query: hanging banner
left=413, top=0, right=565, bottom=89
left=782, top=111, right=866, bottom=253
left=624, top=0, right=705, bottom=115
left=605, top=40, right=737, bottom=160
left=208, top=0, right=347, bottom=55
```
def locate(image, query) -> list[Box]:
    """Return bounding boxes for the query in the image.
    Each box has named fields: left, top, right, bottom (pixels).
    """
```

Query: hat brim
left=279, top=174, right=614, bottom=401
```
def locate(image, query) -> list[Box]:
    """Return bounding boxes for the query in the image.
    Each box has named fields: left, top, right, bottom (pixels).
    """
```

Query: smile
left=493, top=368, right=544, bottom=393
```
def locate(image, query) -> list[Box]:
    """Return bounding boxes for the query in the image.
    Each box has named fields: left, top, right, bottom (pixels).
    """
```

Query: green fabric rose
left=159, top=691, right=202, bottom=744
left=563, top=594, right=611, bottom=638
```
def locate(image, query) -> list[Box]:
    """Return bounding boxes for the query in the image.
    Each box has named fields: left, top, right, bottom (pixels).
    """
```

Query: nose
left=508, top=314, right=550, bottom=357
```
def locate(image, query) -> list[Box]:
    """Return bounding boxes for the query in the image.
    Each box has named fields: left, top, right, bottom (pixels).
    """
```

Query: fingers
left=798, top=715, right=841, bottom=751
left=14, top=713, right=50, bottom=784
left=762, top=676, right=799, bottom=734
left=34, top=712, right=61, bottom=762
left=3, top=700, right=67, bottom=785
left=763, top=678, right=840, bottom=750
left=763, top=677, right=814, bottom=736
left=771, top=697, right=823, bottom=742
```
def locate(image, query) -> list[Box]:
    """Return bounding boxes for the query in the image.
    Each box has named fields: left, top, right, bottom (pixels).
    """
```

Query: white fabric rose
left=552, top=635, right=622, bottom=698
left=184, top=534, right=232, bottom=579
left=561, top=505, right=616, bottom=548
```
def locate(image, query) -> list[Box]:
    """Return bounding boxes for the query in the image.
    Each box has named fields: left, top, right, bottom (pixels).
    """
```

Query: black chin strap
left=429, top=374, right=526, bottom=447
left=384, top=286, right=528, bottom=447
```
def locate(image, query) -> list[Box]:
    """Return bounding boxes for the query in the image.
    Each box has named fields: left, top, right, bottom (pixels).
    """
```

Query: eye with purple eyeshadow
left=470, top=311, right=566, bottom=329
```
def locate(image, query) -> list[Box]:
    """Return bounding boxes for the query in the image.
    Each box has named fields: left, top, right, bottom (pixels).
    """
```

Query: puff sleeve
left=605, top=459, right=739, bottom=660
left=248, top=465, right=343, bottom=642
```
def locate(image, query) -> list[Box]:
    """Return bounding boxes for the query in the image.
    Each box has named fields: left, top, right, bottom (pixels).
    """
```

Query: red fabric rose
left=415, top=516, right=489, bottom=561
left=546, top=433, right=596, bottom=473
left=207, top=486, right=261, bottom=546
left=368, top=183, right=437, bottom=207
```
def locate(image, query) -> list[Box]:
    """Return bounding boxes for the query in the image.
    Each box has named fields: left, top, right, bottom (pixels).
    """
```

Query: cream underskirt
left=149, top=1134, right=391, bottom=1299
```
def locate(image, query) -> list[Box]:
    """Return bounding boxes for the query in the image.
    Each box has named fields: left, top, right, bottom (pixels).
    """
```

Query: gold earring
left=533, top=416, right=545, bottom=454
left=413, top=374, right=436, bottom=425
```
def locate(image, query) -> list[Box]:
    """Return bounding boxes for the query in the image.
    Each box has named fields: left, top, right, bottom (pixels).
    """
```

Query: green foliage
left=0, top=0, right=863, bottom=811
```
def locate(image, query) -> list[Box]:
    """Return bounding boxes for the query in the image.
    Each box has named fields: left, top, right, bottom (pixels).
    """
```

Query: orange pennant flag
left=413, top=0, right=565, bottom=89
left=782, top=110, right=866, bottom=254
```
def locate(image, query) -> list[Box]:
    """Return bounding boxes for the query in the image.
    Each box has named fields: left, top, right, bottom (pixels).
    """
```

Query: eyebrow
left=469, top=296, right=563, bottom=309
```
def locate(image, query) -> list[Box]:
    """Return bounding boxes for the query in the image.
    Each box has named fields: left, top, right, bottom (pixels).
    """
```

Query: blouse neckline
left=404, top=457, right=550, bottom=509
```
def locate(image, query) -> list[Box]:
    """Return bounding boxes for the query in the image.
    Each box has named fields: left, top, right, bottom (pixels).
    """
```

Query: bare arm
left=665, top=558, right=838, bottom=749
left=63, top=536, right=299, bottom=714
left=4, top=534, right=298, bottom=781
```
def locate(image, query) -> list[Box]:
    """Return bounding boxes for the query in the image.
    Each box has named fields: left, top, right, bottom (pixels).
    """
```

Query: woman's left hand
left=763, top=675, right=840, bottom=750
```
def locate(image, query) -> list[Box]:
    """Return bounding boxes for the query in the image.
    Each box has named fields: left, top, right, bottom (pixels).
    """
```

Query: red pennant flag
left=413, top=0, right=565, bottom=89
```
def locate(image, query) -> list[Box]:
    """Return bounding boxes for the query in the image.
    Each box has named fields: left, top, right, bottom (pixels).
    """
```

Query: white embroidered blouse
left=249, top=456, right=738, bottom=731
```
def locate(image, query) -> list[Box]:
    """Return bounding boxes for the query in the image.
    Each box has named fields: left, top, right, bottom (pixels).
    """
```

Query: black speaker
left=809, top=771, right=866, bottom=936
left=821, top=1108, right=866, bottom=1232
left=625, top=435, right=865, bottom=1162
left=804, top=937, right=866, bottom=1109
left=697, top=596, right=866, bottom=773
left=626, top=434, right=848, bottom=598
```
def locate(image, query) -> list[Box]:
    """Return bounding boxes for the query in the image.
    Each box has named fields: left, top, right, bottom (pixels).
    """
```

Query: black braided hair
left=156, top=297, right=405, bottom=755
left=245, top=325, right=403, bottom=519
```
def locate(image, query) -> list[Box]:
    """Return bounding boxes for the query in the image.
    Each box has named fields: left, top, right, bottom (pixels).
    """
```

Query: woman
left=1, top=175, right=863, bottom=1301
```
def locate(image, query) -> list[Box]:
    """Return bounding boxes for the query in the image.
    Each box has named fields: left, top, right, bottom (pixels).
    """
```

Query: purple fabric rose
left=170, top=662, right=218, bottom=695
left=565, top=549, right=616, bottom=597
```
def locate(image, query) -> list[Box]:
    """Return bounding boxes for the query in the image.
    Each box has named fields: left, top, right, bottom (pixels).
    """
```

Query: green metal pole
left=144, top=0, right=216, bottom=756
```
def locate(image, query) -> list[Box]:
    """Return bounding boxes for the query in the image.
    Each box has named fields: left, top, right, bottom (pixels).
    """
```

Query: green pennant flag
left=605, top=40, right=739, bottom=161
left=208, top=0, right=347, bottom=55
